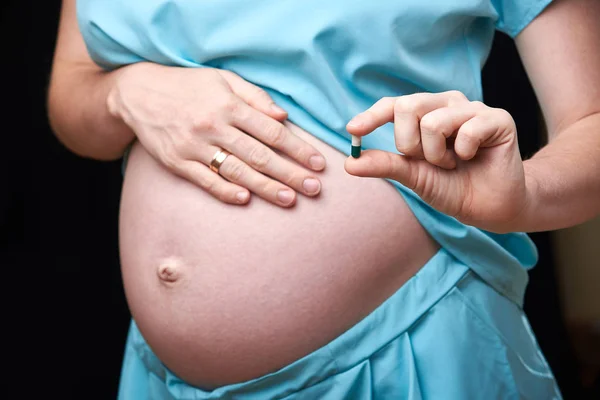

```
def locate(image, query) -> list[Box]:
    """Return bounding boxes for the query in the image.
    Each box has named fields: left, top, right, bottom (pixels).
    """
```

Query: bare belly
left=119, top=121, right=439, bottom=389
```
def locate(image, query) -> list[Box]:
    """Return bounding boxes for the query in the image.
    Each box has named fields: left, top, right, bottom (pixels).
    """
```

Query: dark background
left=2, top=1, right=597, bottom=398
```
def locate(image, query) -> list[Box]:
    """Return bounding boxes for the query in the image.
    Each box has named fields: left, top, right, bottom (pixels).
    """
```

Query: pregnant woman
left=48, top=0, right=599, bottom=398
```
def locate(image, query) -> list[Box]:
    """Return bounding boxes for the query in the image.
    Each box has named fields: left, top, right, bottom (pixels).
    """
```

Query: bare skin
left=48, top=1, right=327, bottom=208
left=48, top=0, right=438, bottom=388
left=48, top=0, right=600, bottom=391
left=345, top=0, right=600, bottom=233
left=120, top=123, right=438, bottom=388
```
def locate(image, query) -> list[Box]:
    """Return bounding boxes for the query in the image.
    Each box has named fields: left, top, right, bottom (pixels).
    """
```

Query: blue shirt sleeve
left=491, top=0, right=554, bottom=37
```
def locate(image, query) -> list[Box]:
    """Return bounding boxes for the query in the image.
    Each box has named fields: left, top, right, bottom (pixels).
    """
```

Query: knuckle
left=216, top=69, right=234, bottom=80
left=280, top=170, right=301, bottom=187
left=230, top=133, right=250, bottom=150
left=249, top=146, right=271, bottom=170
left=227, top=161, right=246, bottom=182
left=373, top=96, right=392, bottom=109
left=496, top=109, right=516, bottom=133
left=470, top=100, right=486, bottom=109
left=448, top=90, right=468, bottom=102
left=380, top=96, right=394, bottom=104
left=221, top=94, right=240, bottom=114
left=426, top=149, right=444, bottom=163
left=496, top=108, right=514, bottom=124
left=483, top=108, right=514, bottom=132
left=395, top=136, right=410, bottom=153
left=199, top=175, right=218, bottom=193
left=192, top=115, right=217, bottom=133
left=218, top=127, right=242, bottom=148
left=420, top=114, right=443, bottom=134
left=159, top=146, right=179, bottom=170
left=460, top=124, right=477, bottom=140
left=263, top=124, right=286, bottom=147
left=385, top=152, right=401, bottom=177
left=171, top=131, right=194, bottom=154
left=393, top=96, right=413, bottom=113
left=260, top=181, right=280, bottom=197
left=293, top=145, right=311, bottom=163
left=250, top=85, right=270, bottom=103
left=395, top=138, right=406, bottom=153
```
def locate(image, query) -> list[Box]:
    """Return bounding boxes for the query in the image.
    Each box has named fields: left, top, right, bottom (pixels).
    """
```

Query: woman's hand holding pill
left=344, top=91, right=528, bottom=233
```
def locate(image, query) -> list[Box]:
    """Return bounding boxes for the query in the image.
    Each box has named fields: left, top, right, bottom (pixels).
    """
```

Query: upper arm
left=515, top=0, right=600, bottom=138
left=52, top=0, right=99, bottom=70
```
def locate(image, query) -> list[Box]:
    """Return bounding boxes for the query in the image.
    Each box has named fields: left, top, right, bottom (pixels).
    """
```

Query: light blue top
left=77, top=0, right=553, bottom=306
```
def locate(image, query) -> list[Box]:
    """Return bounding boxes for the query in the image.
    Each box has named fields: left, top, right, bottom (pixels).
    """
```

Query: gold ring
left=210, top=149, right=231, bottom=174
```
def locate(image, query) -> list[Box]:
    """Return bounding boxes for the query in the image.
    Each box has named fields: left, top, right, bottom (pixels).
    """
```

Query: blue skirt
left=117, top=248, right=561, bottom=399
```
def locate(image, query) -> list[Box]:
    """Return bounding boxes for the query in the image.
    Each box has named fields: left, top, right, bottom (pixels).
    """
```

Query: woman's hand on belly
left=109, top=63, right=326, bottom=207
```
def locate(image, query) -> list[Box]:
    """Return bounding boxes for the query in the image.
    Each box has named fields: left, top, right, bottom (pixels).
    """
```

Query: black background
left=2, top=1, right=596, bottom=398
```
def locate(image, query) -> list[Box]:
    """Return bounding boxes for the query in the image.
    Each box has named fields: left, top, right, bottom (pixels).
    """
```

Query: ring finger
left=198, top=142, right=298, bottom=207
left=223, top=127, right=322, bottom=196
left=218, top=151, right=300, bottom=207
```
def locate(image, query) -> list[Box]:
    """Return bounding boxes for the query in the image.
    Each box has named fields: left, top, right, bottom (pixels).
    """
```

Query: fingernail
left=236, top=191, right=249, bottom=203
left=271, top=103, right=287, bottom=115
left=277, top=189, right=295, bottom=205
left=309, top=155, right=326, bottom=170
left=303, top=178, right=321, bottom=195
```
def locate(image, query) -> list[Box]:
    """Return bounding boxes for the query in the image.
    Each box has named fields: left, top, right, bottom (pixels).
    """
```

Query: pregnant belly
left=119, top=121, right=439, bottom=389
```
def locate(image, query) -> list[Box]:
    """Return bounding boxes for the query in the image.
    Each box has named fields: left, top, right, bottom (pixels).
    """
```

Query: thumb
left=346, top=150, right=469, bottom=220
left=217, top=70, right=288, bottom=122
left=344, top=150, right=441, bottom=200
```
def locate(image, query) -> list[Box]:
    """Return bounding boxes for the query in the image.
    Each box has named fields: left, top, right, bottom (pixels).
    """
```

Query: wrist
left=105, top=62, right=152, bottom=121
left=105, top=81, right=121, bottom=121
left=95, top=65, right=141, bottom=158
left=488, top=162, right=540, bottom=234
left=515, top=161, right=543, bottom=233
left=105, top=65, right=132, bottom=121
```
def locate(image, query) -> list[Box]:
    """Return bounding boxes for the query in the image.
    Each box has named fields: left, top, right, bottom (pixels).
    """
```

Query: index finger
left=346, top=91, right=469, bottom=136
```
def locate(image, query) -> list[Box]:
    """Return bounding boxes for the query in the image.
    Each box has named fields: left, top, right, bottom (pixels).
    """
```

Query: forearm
left=47, top=62, right=136, bottom=160
left=520, top=112, right=600, bottom=232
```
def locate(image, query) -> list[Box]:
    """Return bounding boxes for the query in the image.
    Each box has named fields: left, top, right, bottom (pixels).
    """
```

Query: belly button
left=157, top=262, right=180, bottom=284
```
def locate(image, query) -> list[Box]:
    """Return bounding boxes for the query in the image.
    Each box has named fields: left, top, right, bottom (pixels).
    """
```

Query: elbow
left=51, top=126, right=126, bottom=162
left=47, top=117, right=127, bottom=162
left=79, top=146, right=128, bottom=162
left=46, top=90, right=127, bottom=162
left=50, top=120, right=126, bottom=162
